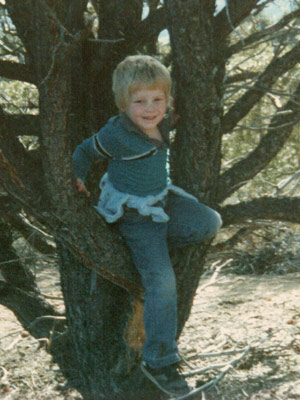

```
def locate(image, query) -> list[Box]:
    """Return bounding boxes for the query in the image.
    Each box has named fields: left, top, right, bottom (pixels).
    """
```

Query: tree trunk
left=3, top=0, right=300, bottom=398
left=4, top=1, right=224, bottom=398
left=166, top=0, right=225, bottom=333
left=59, top=246, right=154, bottom=399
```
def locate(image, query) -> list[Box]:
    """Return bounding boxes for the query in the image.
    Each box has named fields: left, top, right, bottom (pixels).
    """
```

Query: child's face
left=124, top=87, right=167, bottom=137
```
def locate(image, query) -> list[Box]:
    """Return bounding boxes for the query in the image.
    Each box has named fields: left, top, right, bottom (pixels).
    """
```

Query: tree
left=1, top=0, right=300, bottom=398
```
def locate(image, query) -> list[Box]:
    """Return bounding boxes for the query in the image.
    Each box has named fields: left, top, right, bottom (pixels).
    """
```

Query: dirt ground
left=1, top=258, right=300, bottom=400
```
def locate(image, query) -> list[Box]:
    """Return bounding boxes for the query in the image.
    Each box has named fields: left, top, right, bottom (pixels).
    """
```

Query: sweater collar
left=119, top=113, right=170, bottom=146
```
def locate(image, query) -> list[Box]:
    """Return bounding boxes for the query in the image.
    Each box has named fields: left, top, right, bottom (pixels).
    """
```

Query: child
left=73, top=55, right=222, bottom=396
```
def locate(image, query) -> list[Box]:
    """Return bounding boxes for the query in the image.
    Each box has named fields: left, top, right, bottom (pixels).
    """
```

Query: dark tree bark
left=166, top=0, right=225, bottom=333
left=3, top=114, right=40, bottom=137
left=0, top=60, right=36, bottom=83
left=1, top=1, right=300, bottom=399
left=221, top=196, right=300, bottom=226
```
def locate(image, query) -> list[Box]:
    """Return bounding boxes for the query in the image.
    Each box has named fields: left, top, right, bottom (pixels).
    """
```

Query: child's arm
left=72, top=133, right=107, bottom=197
left=73, top=136, right=101, bottom=183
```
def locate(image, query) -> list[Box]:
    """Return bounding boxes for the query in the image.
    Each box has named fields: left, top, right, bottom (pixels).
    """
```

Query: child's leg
left=166, top=193, right=222, bottom=247
left=118, top=212, right=181, bottom=369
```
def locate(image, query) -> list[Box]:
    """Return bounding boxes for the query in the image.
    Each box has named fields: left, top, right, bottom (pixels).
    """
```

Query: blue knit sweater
left=73, top=113, right=170, bottom=196
left=73, top=113, right=197, bottom=222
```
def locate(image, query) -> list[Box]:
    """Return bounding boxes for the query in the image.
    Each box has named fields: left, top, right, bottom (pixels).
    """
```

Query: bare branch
left=222, top=41, right=300, bottom=134
left=0, top=280, right=64, bottom=339
left=171, top=334, right=272, bottom=400
left=273, top=170, right=300, bottom=196
left=127, top=6, right=167, bottom=46
left=3, top=211, right=56, bottom=255
left=218, top=80, right=300, bottom=201
left=228, top=8, right=300, bottom=57
left=0, top=60, right=36, bottom=84
left=0, top=150, right=25, bottom=191
left=225, top=70, right=258, bottom=84
left=214, top=0, right=260, bottom=39
left=4, top=113, right=40, bottom=136
left=220, top=196, right=300, bottom=227
left=211, top=227, right=252, bottom=252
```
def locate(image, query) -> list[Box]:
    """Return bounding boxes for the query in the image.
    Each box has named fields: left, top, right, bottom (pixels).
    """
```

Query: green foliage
left=0, top=3, right=38, bottom=115
left=0, top=79, right=38, bottom=114
left=222, top=7, right=300, bottom=202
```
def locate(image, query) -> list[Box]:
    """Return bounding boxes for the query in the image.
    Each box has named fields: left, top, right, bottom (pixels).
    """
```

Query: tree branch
left=0, top=105, right=44, bottom=201
left=220, top=196, right=300, bottom=226
left=0, top=152, right=143, bottom=298
left=222, top=41, right=300, bottom=134
left=227, top=8, right=300, bottom=57
left=4, top=113, right=40, bottom=136
left=225, top=71, right=258, bottom=84
left=211, top=227, right=252, bottom=252
left=0, top=281, right=64, bottom=338
left=2, top=211, right=56, bottom=256
left=218, top=80, right=300, bottom=202
left=132, top=6, right=167, bottom=46
left=0, top=60, right=36, bottom=84
left=171, top=334, right=272, bottom=400
left=0, top=193, right=52, bottom=251
left=214, top=0, right=260, bottom=39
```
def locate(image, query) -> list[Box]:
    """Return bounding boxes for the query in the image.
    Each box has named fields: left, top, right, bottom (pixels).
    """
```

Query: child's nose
left=145, top=101, right=155, bottom=111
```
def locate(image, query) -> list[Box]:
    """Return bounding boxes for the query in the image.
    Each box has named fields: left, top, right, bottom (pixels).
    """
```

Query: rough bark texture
left=3, top=1, right=150, bottom=398
left=1, top=1, right=300, bottom=399
left=167, top=0, right=224, bottom=203
left=166, top=0, right=225, bottom=333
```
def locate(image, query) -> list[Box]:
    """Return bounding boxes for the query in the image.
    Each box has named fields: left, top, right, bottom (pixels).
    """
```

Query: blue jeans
left=117, top=194, right=222, bottom=369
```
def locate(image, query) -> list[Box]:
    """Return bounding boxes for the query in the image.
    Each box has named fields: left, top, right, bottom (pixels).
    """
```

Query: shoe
left=140, top=361, right=192, bottom=396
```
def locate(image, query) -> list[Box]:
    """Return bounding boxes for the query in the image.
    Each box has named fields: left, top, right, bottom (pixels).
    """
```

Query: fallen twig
left=183, top=362, right=233, bottom=378
left=0, top=365, right=9, bottom=383
left=3, top=335, right=23, bottom=351
left=42, top=293, right=64, bottom=301
left=197, top=259, right=232, bottom=292
left=170, top=334, right=272, bottom=400
left=27, top=315, right=66, bottom=330
left=0, top=329, right=24, bottom=341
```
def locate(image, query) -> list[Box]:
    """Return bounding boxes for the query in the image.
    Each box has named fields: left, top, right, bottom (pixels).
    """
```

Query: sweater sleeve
left=73, top=116, right=158, bottom=181
left=72, top=135, right=105, bottom=182
left=72, top=120, right=128, bottom=182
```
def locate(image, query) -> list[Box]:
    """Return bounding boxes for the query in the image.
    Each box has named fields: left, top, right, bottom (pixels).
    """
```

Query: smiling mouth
left=143, top=116, right=157, bottom=121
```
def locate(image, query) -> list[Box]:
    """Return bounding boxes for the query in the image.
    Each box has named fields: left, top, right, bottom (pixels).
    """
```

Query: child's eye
left=154, top=98, right=163, bottom=102
left=134, top=100, right=142, bottom=104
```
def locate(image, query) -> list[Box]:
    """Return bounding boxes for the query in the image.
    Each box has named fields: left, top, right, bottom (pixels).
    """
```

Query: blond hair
left=112, top=55, right=172, bottom=111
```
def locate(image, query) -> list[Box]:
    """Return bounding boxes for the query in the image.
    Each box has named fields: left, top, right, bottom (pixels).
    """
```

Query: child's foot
left=140, top=361, right=192, bottom=396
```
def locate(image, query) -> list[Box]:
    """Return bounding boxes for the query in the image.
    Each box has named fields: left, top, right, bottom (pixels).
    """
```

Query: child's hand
left=76, top=178, right=90, bottom=198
